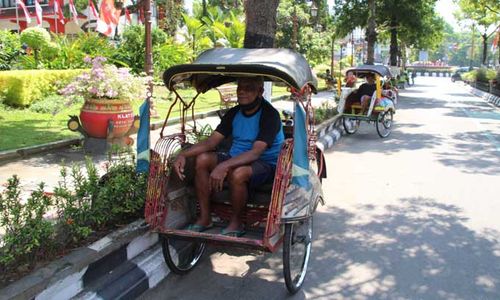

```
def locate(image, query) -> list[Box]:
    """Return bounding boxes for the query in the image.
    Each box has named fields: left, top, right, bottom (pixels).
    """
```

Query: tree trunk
left=389, top=18, right=398, bottom=66
left=243, top=0, right=280, bottom=48
left=482, top=32, right=488, bottom=66
left=365, top=0, right=376, bottom=64
left=202, top=0, right=207, bottom=17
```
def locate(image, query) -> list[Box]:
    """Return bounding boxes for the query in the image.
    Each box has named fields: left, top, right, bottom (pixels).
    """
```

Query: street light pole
left=144, top=0, right=157, bottom=117
left=292, top=5, right=298, bottom=50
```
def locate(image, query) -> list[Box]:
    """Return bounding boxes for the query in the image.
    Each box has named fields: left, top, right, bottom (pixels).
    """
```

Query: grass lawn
left=0, top=84, right=295, bottom=152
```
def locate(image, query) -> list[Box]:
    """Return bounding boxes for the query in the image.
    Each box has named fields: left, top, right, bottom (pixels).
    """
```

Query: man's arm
left=208, top=141, right=267, bottom=192
left=173, top=131, right=225, bottom=180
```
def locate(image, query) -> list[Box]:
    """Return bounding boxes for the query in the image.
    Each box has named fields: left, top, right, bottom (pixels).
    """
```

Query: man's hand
left=209, top=164, right=229, bottom=192
left=173, top=154, right=186, bottom=180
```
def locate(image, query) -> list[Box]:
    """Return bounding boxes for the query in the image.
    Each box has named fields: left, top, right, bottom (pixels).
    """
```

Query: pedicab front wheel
left=283, top=217, right=313, bottom=294
left=376, top=110, right=393, bottom=138
left=161, top=234, right=206, bottom=275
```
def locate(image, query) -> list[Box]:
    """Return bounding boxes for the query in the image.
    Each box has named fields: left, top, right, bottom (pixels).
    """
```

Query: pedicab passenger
left=358, top=73, right=377, bottom=114
left=172, top=77, right=285, bottom=237
left=344, top=73, right=376, bottom=114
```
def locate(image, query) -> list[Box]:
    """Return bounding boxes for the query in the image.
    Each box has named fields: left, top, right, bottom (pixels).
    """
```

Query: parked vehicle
left=337, top=65, right=397, bottom=138
left=144, top=48, right=326, bottom=294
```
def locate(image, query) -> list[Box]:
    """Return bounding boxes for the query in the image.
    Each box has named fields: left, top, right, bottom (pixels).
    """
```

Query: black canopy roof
left=163, top=48, right=318, bottom=93
left=346, top=64, right=393, bottom=78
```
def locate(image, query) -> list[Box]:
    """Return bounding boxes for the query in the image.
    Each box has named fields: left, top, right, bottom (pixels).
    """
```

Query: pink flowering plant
left=61, top=56, right=147, bottom=102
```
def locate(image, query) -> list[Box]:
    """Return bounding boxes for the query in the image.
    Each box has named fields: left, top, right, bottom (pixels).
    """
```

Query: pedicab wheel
left=376, top=110, right=393, bottom=138
left=342, top=117, right=359, bottom=134
left=283, top=217, right=313, bottom=294
left=160, top=234, right=206, bottom=275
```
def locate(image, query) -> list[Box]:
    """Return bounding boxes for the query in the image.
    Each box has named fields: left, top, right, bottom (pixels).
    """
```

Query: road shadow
left=436, top=130, right=500, bottom=175
left=328, top=128, right=442, bottom=154
left=141, top=197, right=500, bottom=299
left=398, top=97, right=449, bottom=110
left=305, top=198, right=500, bottom=299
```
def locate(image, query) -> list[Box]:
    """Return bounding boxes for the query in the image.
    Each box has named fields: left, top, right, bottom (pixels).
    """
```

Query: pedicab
left=336, top=65, right=397, bottom=138
left=144, top=48, right=326, bottom=294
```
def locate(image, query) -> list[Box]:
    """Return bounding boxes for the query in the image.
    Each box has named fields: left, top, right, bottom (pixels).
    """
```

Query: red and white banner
left=54, top=0, right=65, bottom=25
left=96, top=0, right=120, bottom=37
left=125, top=7, right=132, bottom=24
left=88, top=0, right=99, bottom=19
left=34, top=0, right=43, bottom=26
left=69, top=0, right=79, bottom=24
left=492, top=28, right=499, bottom=53
left=16, top=0, right=31, bottom=24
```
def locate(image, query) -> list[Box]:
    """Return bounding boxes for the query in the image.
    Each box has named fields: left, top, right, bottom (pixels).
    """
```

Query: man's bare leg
left=226, top=166, right=252, bottom=231
left=194, top=152, right=217, bottom=226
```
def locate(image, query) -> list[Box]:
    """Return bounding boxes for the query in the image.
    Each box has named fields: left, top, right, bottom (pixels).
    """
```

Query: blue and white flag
left=291, top=102, right=310, bottom=190
left=136, top=99, right=150, bottom=173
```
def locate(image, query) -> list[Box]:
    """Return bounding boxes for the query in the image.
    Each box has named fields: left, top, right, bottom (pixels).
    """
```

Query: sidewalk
left=0, top=91, right=335, bottom=194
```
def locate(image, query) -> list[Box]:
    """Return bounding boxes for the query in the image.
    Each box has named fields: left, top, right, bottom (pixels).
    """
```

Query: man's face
left=366, top=74, right=375, bottom=84
left=236, top=78, right=263, bottom=105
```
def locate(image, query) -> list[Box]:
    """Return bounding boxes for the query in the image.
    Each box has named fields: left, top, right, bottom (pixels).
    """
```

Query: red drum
left=80, top=99, right=134, bottom=138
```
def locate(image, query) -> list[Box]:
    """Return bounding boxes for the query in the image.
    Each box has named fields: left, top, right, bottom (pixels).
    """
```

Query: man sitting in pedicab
left=344, top=73, right=377, bottom=114
left=172, top=77, right=284, bottom=237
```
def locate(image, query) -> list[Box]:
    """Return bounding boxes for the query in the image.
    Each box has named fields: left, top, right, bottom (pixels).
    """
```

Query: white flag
left=69, top=0, right=79, bottom=24
left=16, top=0, right=31, bottom=24
left=34, top=0, right=43, bottom=26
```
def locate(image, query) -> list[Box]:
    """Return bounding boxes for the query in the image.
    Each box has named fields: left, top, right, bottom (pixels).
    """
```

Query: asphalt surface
left=139, top=77, right=500, bottom=299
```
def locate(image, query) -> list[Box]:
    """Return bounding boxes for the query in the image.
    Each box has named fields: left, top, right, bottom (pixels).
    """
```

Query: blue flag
left=136, top=99, right=150, bottom=173
left=291, top=102, right=310, bottom=190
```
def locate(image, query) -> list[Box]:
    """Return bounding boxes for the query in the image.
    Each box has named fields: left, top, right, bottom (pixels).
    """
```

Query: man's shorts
left=217, top=152, right=275, bottom=188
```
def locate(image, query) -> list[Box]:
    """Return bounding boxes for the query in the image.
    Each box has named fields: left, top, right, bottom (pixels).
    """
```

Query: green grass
left=0, top=84, right=295, bottom=152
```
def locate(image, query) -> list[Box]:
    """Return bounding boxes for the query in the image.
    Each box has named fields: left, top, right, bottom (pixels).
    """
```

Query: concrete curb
left=463, top=85, right=500, bottom=108
left=0, top=220, right=157, bottom=300
left=315, top=114, right=344, bottom=152
left=0, top=138, right=83, bottom=163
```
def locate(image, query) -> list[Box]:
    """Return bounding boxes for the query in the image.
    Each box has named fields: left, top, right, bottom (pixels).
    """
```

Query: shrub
left=29, top=94, right=67, bottom=113
left=0, top=176, right=55, bottom=267
left=0, top=154, right=147, bottom=271
left=20, top=27, right=51, bottom=67
left=53, top=158, right=98, bottom=244
left=114, top=25, right=189, bottom=77
left=314, top=101, right=337, bottom=123
left=464, top=68, right=496, bottom=83
left=0, top=30, right=21, bottom=71
left=0, top=69, right=85, bottom=107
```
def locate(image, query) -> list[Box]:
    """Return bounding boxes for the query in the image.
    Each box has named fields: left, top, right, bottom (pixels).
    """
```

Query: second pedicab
left=144, top=48, right=326, bottom=294
left=337, top=65, right=397, bottom=138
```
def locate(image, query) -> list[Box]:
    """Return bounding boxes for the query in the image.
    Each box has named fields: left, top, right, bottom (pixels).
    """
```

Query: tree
left=243, top=0, right=280, bottom=48
left=455, top=0, right=500, bottom=65
left=156, top=0, right=186, bottom=36
left=366, top=0, right=376, bottom=64
left=333, top=0, right=442, bottom=66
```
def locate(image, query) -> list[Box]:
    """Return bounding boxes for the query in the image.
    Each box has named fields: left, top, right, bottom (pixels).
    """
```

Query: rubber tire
left=160, top=234, right=206, bottom=275
left=342, top=117, right=359, bottom=134
left=376, top=110, right=393, bottom=138
left=283, top=217, right=313, bottom=294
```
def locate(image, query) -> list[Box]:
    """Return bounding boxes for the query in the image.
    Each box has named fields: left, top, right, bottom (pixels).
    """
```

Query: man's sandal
left=185, top=223, right=214, bottom=232
left=221, top=227, right=246, bottom=237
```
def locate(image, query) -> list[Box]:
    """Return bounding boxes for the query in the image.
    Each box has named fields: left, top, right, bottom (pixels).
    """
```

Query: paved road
left=140, top=76, right=500, bottom=299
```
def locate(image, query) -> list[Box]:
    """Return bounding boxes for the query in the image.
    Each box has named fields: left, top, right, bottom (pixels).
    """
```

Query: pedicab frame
left=337, top=65, right=397, bottom=138
left=144, top=48, right=326, bottom=294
